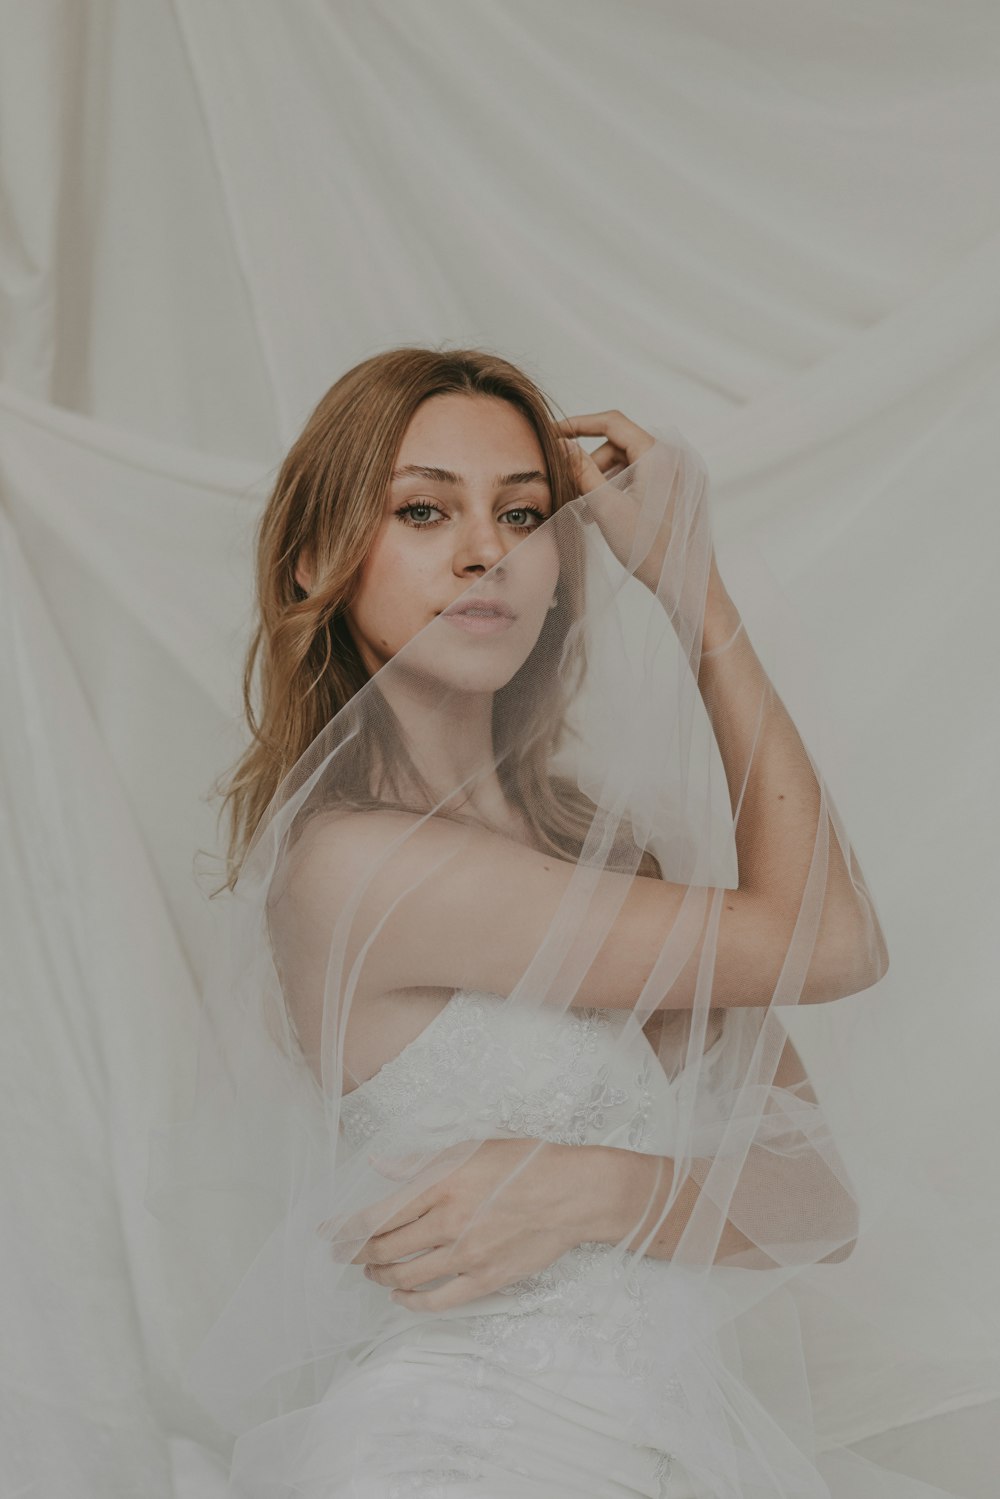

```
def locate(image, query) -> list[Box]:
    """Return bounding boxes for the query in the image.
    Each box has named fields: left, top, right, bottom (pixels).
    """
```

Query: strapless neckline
left=341, top=986, right=495, bottom=1104
left=342, top=987, right=618, bottom=1106
left=338, top=987, right=727, bottom=1128
left=338, top=988, right=654, bottom=1152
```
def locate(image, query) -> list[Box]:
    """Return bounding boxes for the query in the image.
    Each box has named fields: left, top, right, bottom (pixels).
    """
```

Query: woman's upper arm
left=280, top=809, right=832, bottom=1013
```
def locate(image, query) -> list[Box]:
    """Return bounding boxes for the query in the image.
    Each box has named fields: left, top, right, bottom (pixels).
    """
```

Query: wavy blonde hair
left=212, top=344, right=662, bottom=895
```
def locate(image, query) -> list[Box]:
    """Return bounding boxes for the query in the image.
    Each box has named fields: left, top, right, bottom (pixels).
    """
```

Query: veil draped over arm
left=146, top=429, right=972, bottom=1499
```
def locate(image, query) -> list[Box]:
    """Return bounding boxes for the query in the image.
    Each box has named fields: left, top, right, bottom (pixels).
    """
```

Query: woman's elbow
left=846, top=923, right=890, bottom=997
left=806, top=921, right=890, bottom=1004
left=817, top=1187, right=861, bottom=1263
left=849, top=893, right=891, bottom=993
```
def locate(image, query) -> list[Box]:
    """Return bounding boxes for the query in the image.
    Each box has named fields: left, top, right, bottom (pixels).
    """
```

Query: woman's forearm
left=693, top=558, right=888, bottom=989
left=581, top=1143, right=857, bottom=1269
left=606, top=1147, right=781, bottom=1267
left=580, top=1143, right=767, bottom=1265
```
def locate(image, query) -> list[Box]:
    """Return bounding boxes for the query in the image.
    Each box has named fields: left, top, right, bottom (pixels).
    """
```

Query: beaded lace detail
left=340, top=989, right=655, bottom=1151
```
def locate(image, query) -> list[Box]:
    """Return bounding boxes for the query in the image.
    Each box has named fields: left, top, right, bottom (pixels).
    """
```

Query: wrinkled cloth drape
left=2, top=3, right=999, bottom=1496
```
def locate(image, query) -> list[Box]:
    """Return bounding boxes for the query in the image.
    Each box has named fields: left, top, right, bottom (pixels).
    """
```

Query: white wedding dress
left=225, top=988, right=783, bottom=1498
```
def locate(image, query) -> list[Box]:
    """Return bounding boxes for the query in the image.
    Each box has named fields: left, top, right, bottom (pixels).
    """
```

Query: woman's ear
left=294, top=547, right=315, bottom=594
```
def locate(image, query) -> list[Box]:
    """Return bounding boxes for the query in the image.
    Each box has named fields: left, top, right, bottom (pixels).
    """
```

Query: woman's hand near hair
left=554, top=409, right=656, bottom=492
left=555, top=409, right=712, bottom=603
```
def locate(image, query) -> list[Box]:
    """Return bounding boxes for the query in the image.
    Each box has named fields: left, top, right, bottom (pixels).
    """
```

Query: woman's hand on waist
left=323, top=1137, right=650, bottom=1313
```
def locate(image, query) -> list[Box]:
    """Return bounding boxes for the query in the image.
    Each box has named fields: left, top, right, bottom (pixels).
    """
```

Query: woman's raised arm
left=691, top=551, right=888, bottom=996
left=276, top=423, right=887, bottom=1032
left=279, top=741, right=883, bottom=1034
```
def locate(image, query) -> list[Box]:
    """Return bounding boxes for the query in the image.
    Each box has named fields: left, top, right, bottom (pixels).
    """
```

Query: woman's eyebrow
left=390, top=464, right=549, bottom=487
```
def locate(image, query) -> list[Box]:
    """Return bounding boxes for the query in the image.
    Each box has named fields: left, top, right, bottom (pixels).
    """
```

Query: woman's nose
left=453, top=522, right=509, bottom=575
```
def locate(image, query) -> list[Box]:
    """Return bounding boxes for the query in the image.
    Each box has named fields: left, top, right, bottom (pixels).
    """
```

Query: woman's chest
left=345, top=985, right=673, bottom=1095
left=339, top=988, right=665, bottom=1152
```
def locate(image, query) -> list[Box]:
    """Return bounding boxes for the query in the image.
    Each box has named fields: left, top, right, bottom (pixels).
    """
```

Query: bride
left=154, top=345, right=935, bottom=1497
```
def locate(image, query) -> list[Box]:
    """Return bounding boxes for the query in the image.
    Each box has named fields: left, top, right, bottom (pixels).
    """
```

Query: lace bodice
left=339, top=988, right=675, bottom=1156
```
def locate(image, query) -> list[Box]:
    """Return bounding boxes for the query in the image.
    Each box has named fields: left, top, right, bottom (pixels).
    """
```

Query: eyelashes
left=394, top=502, right=550, bottom=533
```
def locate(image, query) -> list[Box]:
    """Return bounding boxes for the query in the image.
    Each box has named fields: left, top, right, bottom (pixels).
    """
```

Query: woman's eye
left=395, top=502, right=444, bottom=527
left=394, top=502, right=549, bottom=532
left=503, top=507, right=548, bottom=531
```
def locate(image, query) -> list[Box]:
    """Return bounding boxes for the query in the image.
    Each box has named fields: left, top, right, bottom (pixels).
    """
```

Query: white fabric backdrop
left=1, top=3, right=998, bottom=1495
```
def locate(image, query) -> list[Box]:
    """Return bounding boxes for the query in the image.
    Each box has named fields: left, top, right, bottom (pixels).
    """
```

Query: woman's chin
left=393, top=622, right=543, bottom=695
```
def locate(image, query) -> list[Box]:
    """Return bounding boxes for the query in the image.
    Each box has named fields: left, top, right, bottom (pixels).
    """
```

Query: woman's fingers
left=584, top=439, right=624, bottom=473
left=324, top=1182, right=440, bottom=1254
left=555, top=408, right=642, bottom=439
left=389, top=1274, right=483, bottom=1312
left=558, top=437, right=607, bottom=496
left=323, top=1143, right=469, bottom=1251
left=554, top=410, right=655, bottom=470
left=365, top=1242, right=459, bottom=1291
left=349, top=1205, right=446, bottom=1266
left=561, top=435, right=623, bottom=474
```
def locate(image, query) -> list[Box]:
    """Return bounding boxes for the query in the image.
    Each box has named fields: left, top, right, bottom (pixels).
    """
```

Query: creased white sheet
left=1, top=3, right=998, bottom=1494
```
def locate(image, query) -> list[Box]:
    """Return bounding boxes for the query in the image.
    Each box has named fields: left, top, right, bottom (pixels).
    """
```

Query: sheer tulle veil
left=145, top=392, right=987, bottom=1497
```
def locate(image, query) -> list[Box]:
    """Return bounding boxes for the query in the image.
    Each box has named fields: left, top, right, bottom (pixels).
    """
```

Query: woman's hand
left=554, top=409, right=656, bottom=495
left=554, top=410, right=711, bottom=598
left=324, top=1137, right=639, bottom=1313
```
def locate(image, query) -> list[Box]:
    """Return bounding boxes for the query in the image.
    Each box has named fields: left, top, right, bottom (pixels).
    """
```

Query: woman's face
left=335, top=393, right=561, bottom=681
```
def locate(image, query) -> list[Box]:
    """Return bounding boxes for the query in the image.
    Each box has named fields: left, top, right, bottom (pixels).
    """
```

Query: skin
left=309, top=399, right=854, bottom=1309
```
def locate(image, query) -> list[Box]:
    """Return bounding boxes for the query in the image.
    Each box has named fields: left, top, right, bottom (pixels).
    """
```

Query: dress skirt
left=227, top=1315, right=703, bottom=1498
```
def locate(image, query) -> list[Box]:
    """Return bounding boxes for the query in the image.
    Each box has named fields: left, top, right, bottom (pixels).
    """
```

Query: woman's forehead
left=395, top=394, right=548, bottom=478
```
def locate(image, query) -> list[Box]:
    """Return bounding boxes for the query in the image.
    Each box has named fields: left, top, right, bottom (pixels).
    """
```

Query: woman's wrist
left=566, top=1143, right=672, bottom=1248
left=700, top=557, right=743, bottom=655
left=649, top=551, right=742, bottom=658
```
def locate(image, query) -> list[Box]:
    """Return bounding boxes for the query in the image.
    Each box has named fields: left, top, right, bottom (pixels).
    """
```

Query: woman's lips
left=443, top=609, right=516, bottom=635
left=441, top=595, right=516, bottom=633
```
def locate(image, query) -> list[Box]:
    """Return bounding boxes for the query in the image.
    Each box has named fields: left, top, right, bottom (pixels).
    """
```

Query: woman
left=156, top=346, right=911, bottom=1497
